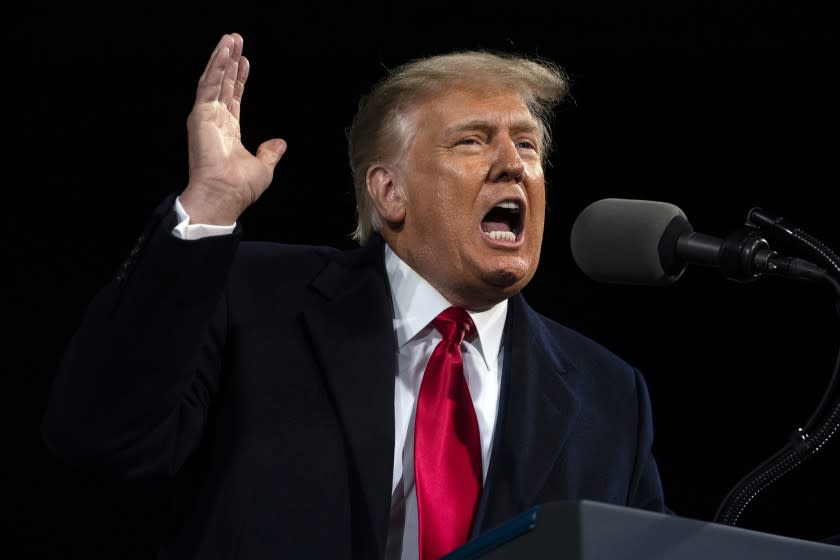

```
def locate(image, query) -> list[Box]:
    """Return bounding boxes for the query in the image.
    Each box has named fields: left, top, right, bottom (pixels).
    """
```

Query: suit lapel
left=475, top=293, right=582, bottom=533
left=301, top=236, right=396, bottom=559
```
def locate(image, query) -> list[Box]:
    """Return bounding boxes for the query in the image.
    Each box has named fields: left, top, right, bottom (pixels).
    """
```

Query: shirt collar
left=384, top=243, right=507, bottom=370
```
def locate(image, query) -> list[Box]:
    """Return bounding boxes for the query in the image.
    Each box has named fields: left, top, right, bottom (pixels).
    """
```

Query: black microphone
left=569, top=198, right=827, bottom=286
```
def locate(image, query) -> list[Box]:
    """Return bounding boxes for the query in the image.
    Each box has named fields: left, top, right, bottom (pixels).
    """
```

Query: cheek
left=408, top=187, right=462, bottom=241
left=527, top=192, right=547, bottom=243
left=528, top=180, right=546, bottom=210
left=535, top=199, right=547, bottom=224
left=429, top=173, right=480, bottom=220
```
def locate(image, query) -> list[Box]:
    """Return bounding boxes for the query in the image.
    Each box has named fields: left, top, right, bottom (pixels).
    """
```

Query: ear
left=366, top=164, right=406, bottom=227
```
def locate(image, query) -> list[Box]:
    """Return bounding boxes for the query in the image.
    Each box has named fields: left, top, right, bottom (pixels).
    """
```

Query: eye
left=516, top=139, right=538, bottom=151
left=456, top=137, right=481, bottom=146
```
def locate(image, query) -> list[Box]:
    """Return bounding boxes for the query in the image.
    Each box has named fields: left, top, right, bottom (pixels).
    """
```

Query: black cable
left=714, top=338, right=840, bottom=526
left=713, top=213, right=840, bottom=527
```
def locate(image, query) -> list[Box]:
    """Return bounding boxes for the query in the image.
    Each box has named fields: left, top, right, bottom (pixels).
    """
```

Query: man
left=42, top=33, right=666, bottom=559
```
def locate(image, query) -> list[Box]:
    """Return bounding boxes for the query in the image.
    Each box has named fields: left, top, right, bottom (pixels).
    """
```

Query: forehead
left=410, top=84, right=537, bottom=132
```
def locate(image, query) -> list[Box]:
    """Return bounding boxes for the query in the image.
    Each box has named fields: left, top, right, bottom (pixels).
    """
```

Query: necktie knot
left=432, top=306, right=474, bottom=345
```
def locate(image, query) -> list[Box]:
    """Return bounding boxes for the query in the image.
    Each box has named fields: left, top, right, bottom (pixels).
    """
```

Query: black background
left=8, top=2, right=839, bottom=557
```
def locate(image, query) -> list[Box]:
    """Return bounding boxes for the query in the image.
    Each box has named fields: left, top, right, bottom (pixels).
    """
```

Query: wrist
left=179, top=183, right=244, bottom=225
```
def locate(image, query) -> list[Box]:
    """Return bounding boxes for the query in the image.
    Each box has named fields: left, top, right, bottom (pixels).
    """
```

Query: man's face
left=388, top=84, right=547, bottom=310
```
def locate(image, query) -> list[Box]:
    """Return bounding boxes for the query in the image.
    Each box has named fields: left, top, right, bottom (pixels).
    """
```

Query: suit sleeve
left=41, top=193, right=240, bottom=480
left=627, top=367, right=669, bottom=512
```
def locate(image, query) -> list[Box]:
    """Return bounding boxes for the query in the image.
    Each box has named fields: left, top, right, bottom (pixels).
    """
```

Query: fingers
left=230, top=56, right=250, bottom=121
left=218, top=33, right=244, bottom=108
left=195, top=34, right=233, bottom=103
left=195, top=33, right=245, bottom=106
left=197, top=34, right=231, bottom=83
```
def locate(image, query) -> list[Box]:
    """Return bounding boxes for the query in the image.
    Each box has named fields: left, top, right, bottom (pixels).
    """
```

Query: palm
left=189, top=100, right=271, bottom=201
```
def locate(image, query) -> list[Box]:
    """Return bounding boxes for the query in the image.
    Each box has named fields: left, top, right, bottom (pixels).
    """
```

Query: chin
left=483, top=255, right=535, bottom=288
left=453, top=256, right=538, bottom=309
left=484, top=269, right=522, bottom=289
left=475, top=270, right=534, bottom=307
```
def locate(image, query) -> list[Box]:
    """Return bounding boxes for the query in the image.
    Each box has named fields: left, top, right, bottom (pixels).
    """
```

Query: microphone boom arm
left=713, top=212, right=840, bottom=529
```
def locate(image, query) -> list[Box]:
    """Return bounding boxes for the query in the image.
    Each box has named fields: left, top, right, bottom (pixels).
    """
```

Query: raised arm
left=42, top=34, right=280, bottom=478
left=179, top=33, right=287, bottom=225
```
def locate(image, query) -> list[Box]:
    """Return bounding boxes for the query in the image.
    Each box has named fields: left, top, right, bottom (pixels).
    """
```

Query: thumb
left=256, top=138, right=288, bottom=168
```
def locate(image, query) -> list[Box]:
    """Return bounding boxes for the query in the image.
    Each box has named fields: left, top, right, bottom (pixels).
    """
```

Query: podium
left=444, top=500, right=839, bottom=559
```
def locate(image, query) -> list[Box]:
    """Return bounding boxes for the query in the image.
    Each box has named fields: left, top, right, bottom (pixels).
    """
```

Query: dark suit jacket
left=42, top=194, right=666, bottom=559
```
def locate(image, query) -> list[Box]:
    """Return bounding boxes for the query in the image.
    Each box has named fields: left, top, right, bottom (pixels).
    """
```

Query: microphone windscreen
left=570, top=198, right=690, bottom=286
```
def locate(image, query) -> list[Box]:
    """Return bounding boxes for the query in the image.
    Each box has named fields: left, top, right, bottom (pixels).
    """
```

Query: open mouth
left=481, top=200, right=523, bottom=243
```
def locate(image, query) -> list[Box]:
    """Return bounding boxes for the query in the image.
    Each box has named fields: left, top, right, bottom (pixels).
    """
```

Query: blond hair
left=346, top=50, right=570, bottom=244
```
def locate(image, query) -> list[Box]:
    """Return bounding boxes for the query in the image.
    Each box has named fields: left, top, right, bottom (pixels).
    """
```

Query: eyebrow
left=444, top=119, right=540, bottom=137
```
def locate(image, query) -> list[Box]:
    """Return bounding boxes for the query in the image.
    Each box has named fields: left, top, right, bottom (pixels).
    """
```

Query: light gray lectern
left=443, top=500, right=839, bottom=559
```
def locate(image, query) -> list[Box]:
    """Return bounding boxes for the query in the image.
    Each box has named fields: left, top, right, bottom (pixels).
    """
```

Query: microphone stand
left=712, top=210, right=840, bottom=528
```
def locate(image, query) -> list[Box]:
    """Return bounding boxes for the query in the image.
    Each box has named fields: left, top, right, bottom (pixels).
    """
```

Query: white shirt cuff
left=172, top=196, right=237, bottom=240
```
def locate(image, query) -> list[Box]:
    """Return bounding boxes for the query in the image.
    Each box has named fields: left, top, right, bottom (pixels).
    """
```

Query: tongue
left=481, top=219, right=512, bottom=233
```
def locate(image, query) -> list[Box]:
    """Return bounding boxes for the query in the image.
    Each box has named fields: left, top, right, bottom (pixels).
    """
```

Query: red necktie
left=414, top=306, right=482, bottom=560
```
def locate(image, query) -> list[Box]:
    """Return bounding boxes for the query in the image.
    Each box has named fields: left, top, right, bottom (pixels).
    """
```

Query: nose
left=489, top=139, right=525, bottom=184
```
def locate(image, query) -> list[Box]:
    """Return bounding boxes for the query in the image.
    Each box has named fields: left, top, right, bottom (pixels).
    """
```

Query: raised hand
left=179, top=33, right=287, bottom=225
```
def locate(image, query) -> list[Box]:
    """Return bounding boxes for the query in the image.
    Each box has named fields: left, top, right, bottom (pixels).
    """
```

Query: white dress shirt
left=383, top=244, right=506, bottom=560
left=172, top=198, right=507, bottom=560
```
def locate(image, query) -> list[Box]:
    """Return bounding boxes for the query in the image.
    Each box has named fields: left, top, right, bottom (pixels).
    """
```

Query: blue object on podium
left=443, top=500, right=839, bottom=559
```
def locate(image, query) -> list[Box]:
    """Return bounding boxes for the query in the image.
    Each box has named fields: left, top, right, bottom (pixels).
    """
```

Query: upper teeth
left=495, top=201, right=520, bottom=211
